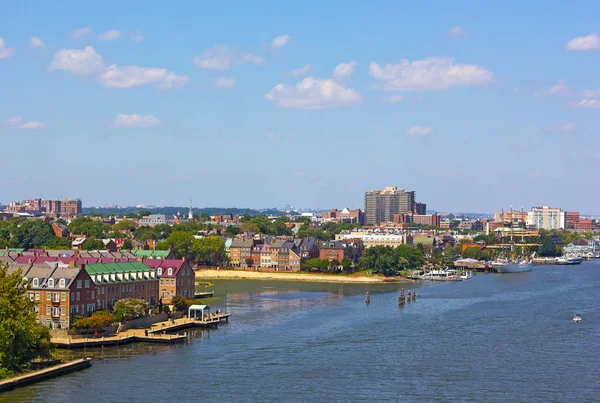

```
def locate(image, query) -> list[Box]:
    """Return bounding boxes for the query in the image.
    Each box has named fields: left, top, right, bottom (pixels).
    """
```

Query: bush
left=72, top=314, right=114, bottom=330
left=113, top=298, right=151, bottom=321
left=171, top=295, right=188, bottom=312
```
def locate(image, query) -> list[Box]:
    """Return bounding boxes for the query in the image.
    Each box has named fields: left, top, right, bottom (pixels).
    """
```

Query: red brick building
left=566, top=212, right=580, bottom=229
left=144, top=259, right=195, bottom=302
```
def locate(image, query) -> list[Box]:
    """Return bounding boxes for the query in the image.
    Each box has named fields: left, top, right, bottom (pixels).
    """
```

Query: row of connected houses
left=226, top=237, right=364, bottom=270
left=2, top=251, right=195, bottom=329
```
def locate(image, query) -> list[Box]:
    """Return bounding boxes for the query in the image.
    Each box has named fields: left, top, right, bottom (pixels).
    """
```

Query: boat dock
left=53, top=312, right=231, bottom=349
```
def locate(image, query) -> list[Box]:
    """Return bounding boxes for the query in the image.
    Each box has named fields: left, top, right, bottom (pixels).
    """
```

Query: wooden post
left=365, top=292, right=370, bottom=305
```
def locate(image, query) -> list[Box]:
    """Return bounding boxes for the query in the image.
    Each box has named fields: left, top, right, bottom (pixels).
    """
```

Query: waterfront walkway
left=51, top=312, right=231, bottom=349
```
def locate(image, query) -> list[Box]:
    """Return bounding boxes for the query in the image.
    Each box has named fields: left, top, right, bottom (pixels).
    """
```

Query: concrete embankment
left=0, top=358, right=92, bottom=393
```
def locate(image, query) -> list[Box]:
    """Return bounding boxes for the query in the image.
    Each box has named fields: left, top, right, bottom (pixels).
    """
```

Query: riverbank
left=0, top=358, right=91, bottom=393
left=194, top=269, right=408, bottom=284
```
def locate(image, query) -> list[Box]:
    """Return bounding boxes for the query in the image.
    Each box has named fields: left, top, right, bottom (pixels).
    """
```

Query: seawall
left=0, top=358, right=92, bottom=393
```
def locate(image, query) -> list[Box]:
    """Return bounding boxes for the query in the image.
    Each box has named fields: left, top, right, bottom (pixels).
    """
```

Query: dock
left=52, top=312, right=231, bottom=349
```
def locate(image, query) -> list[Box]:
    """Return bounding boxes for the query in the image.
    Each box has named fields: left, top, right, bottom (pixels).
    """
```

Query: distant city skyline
left=1, top=2, right=599, bottom=212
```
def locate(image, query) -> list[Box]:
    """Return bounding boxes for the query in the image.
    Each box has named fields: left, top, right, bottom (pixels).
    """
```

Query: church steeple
left=188, top=198, right=193, bottom=220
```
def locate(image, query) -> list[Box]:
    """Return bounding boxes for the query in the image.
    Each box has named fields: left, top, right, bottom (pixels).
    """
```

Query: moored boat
left=573, top=314, right=582, bottom=322
left=492, top=259, right=533, bottom=273
left=556, top=257, right=583, bottom=265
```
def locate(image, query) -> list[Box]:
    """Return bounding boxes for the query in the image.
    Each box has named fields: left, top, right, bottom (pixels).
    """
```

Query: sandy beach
left=194, top=269, right=408, bottom=284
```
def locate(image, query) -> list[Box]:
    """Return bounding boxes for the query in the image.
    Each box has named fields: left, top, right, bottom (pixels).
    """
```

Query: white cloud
left=533, top=80, right=570, bottom=97
left=97, top=30, right=121, bottom=41
left=566, top=33, right=599, bottom=51
left=271, top=34, right=290, bottom=49
left=193, top=45, right=267, bottom=69
left=99, top=65, right=189, bottom=90
left=369, top=57, right=493, bottom=91
left=71, top=28, right=92, bottom=40
left=28, top=37, right=46, bottom=49
left=241, top=53, right=267, bottom=66
left=570, top=99, right=600, bottom=109
left=382, top=95, right=404, bottom=103
left=0, top=38, right=15, bottom=59
left=130, top=33, right=144, bottom=42
left=284, top=64, right=311, bottom=77
left=48, top=46, right=104, bottom=75
left=547, top=123, right=577, bottom=132
left=193, top=45, right=234, bottom=70
left=407, top=126, right=433, bottom=136
left=213, top=77, right=236, bottom=89
left=448, top=26, right=466, bottom=38
left=266, top=132, right=280, bottom=140
left=2, top=116, right=46, bottom=129
left=332, top=61, right=357, bottom=81
left=109, top=114, right=160, bottom=128
left=264, top=77, right=362, bottom=110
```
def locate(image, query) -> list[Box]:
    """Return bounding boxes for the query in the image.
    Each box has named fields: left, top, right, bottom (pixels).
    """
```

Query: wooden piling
left=365, top=292, right=370, bottom=304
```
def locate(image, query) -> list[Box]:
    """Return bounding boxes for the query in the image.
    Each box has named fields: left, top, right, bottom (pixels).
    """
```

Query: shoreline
left=0, top=358, right=92, bottom=393
left=194, top=269, right=409, bottom=284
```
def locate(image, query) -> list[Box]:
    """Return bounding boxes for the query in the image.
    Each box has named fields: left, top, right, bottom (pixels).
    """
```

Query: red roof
left=143, top=259, right=185, bottom=276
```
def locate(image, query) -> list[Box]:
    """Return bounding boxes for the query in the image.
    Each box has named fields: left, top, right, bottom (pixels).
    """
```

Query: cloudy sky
left=1, top=1, right=599, bottom=213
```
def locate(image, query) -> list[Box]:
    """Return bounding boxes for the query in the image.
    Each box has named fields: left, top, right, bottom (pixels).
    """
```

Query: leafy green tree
left=303, top=258, right=330, bottom=272
left=112, top=219, right=138, bottom=232
left=122, top=240, right=133, bottom=250
left=0, top=265, right=53, bottom=379
left=245, top=258, right=254, bottom=268
left=81, top=236, right=105, bottom=250
left=156, top=231, right=195, bottom=259
left=153, top=224, right=172, bottom=240
left=13, top=220, right=54, bottom=249
left=191, top=236, right=228, bottom=266
left=170, top=295, right=188, bottom=312
left=113, top=298, right=151, bottom=321
left=68, top=217, right=110, bottom=238
left=137, top=210, right=151, bottom=218
left=134, top=226, right=157, bottom=242
left=224, top=226, right=241, bottom=237
left=71, top=314, right=114, bottom=330
left=44, top=236, right=72, bottom=250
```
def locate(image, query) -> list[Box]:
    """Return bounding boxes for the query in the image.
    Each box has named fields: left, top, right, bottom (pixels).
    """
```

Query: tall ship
left=491, top=208, right=533, bottom=273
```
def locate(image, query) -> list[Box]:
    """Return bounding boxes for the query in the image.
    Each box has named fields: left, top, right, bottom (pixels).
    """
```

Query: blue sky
left=1, top=1, right=599, bottom=213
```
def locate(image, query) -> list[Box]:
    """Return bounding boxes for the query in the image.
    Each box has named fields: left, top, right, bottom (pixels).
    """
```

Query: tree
left=68, top=217, right=109, bottom=238
left=0, top=265, right=53, bottom=379
left=112, top=219, right=138, bottom=232
left=191, top=236, right=228, bottom=266
left=156, top=231, right=195, bottom=259
left=245, top=258, right=254, bottom=268
left=170, top=295, right=188, bottom=312
left=13, top=220, right=54, bottom=250
left=71, top=314, right=114, bottom=330
left=112, top=298, right=151, bottom=322
left=122, top=240, right=133, bottom=250
left=137, top=210, right=151, bottom=218
left=224, top=225, right=241, bottom=237
left=81, top=236, right=105, bottom=250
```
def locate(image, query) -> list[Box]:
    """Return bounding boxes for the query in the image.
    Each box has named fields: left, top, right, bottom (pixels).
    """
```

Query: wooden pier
left=52, top=312, right=231, bottom=349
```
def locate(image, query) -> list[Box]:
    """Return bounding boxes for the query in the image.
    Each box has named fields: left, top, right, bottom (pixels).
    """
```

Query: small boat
left=194, top=290, right=215, bottom=299
left=556, top=257, right=583, bottom=265
left=573, top=314, right=582, bottom=323
left=459, top=271, right=472, bottom=280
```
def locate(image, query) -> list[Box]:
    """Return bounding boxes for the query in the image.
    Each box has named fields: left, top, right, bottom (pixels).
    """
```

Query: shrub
left=113, top=298, right=151, bottom=321
left=72, top=314, right=114, bottom=330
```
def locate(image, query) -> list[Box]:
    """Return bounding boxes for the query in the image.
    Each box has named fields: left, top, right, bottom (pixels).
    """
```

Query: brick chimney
left=69, top=260, right=75, bottom=268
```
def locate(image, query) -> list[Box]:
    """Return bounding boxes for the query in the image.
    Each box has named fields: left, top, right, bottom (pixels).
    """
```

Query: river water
left=3, top=262, right=600, bottom=402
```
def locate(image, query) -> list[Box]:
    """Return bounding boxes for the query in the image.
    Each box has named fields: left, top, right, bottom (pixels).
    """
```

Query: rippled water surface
left=4, top=263, right=600, bottom=402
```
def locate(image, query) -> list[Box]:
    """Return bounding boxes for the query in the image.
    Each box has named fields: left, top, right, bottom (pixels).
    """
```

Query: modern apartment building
left=527, top=206, right=566, bottom=230
left=364, top=186, right=416, bottom=225
left=565, top=212, right=580, bottom=229
left=413, top=202, right=427, bottom=215
left=61, top=199, right=82, bottom=215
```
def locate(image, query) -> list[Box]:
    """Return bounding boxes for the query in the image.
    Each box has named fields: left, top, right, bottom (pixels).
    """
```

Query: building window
left=59, top=278, right=66, bottom=288
left=32, top=278, right=39, bottom=287
left=61, top=292, right=66, bottom=301
left=47, top=278, right=54, bottom=288
left=76, top=292, right=80, bottom=301
left=46, top=292, right=51, bottom=301
left=91, top=291, right=95, bottom=299
left=61, top=306, right=66, bottom=316
left=70, top=292, right=74, bottom=301
left=76, top=280, right=82, bottom=289
left=162, top=289, right=167, bottom=299
left=46, top=306, right=51, bottom=315
left=157, top=268, right=162, bottom=275
left=167, top=268, right=173, bottom=275
left=84, top=280, right=90, bottom=288
left=35, top=292, right=40, bottom=301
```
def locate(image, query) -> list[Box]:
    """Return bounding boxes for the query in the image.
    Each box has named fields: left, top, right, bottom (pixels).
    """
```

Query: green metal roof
left=0, top=252, right=5, bottom=256
left=85, top=261, right=151, bottom=275
left=8, top=248, right=25, bottom=252
left=131, top=249, right=170, bottom=257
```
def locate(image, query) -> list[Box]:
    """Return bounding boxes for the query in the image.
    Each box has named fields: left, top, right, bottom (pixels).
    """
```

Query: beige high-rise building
left=527, top=206, right=565, bottom=230
left=364, top=186, right=415, bottom=225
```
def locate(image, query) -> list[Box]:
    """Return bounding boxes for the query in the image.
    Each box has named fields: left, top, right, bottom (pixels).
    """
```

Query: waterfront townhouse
left=276, top=241, right=295, bottom=270
left=295, top=237, right=320, bottom=260
left=17, top=261, right=97, bottom=329
left=230, top=238, right=255, bottom=267
left=320, top=241, right=346, bottom=263
left=84, top=262, right=159, bottom=310
left=143, top=259, right=195, bottom=302
left=289, top=248, right=302, bottom=271
left=260, top=244, right=273, bottom=268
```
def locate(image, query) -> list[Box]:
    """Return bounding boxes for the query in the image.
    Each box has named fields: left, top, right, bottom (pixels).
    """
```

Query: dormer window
left=59, top=278, right=66, bottom=288
left=32, top=278, right=39, bottom=287
left=157, top=268, right=163, bottom=275
left=167, top=268, right=173, bottom=276
left=47, top=278, right=54, bottom=288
